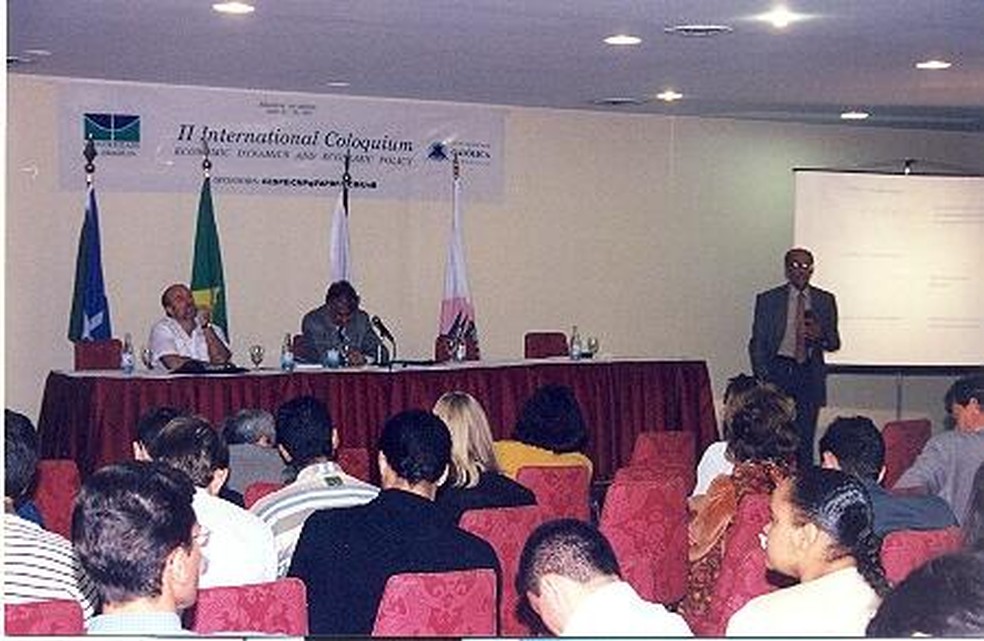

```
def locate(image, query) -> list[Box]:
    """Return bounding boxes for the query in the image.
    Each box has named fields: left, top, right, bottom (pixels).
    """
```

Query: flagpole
left=201, top=138, right=215, bottom=311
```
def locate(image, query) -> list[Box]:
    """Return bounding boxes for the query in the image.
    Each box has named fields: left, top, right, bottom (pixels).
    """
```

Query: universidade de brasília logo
left=84, top=113, right=141, bottom=142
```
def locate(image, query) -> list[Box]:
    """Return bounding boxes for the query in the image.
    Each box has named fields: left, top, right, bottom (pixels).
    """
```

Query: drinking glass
left=140, top=345, right=154, bottom=370
left=586, top=336, right=600, bottom=355
left=249, top=344, right=265, bottom=369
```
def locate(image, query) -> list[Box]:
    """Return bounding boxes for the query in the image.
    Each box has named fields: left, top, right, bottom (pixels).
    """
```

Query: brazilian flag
left=190, top=177, right=228, bottom=335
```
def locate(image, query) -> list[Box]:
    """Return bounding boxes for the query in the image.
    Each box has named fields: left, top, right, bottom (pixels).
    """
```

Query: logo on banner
left=426, top=139, right=492, bottom=166
left=84, top=113, right=141, bottom=156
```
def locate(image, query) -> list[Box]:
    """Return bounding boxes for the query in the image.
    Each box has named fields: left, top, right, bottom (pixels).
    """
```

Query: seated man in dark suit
left=288, top=409, right=500, bottom=635
left=299, top=280, right=388, bottom=366
left=819, top=415, right=956, bottom=536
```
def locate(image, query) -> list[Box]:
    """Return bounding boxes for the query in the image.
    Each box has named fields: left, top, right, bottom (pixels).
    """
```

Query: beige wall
left=7, top=74, right=984, bottom=425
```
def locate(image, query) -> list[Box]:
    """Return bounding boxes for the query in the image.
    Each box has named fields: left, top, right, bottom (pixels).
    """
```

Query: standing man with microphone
left=749, top=248, right=840, bottom=469
left=299, top=280, right=389, bottom=366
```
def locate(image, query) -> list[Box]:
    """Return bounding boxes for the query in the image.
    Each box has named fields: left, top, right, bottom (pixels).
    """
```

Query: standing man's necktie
left=794, top=291, right=807, bottom=364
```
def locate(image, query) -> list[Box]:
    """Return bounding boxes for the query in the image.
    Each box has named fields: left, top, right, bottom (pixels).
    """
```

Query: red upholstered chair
left=337, top=446, right=372, bottom=482
left=74, top=338, right=122, bottom=370
left=244, top=481, right=283, bottom=508
left=5, top=599, right=85, bottom=635
left=32, top=459, right=82, bottom=538
left=371, top=569, right=497, bottom=636
left=629, top=430, right=697, bottom=495
left=883, top=419, right=932, bottom=489
left=523, top=332, right=568, bottom=359
left=687, top=493, right=775, bottom=637
left=599, top=475, right=688, bottom=604
left=880, top=526, right=964, bottom=584
left=460, top=505, right=546, bottom=636
left=185, top=577, right=308, bottom=635
left=291, top=333, right=310, bottom=363
left=517, top=465, right=591, bottom=522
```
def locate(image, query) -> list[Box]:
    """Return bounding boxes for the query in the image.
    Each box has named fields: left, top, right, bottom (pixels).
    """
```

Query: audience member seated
left=299, top=279, right=388, bottom=365
left=895, top=374, right=984, bottom=524
left=961, top=460, right=984, bottom=550
left=726, top=468, right=890, bottom=636
left=73, top=461, right=202, bottom=635
left=693, top=373, right=770, bottom=496
left=866, top=549, right=984, bottom=637
left=223, top=408, right=288, bottom=495
left=289, top=409, right=500, bottom=635
left=820, top=415, right=956, bottom=535
left=517, top=518, right=692, bottom=637
left=495, top=384, right=593, bottom=479
left=433, top=391, right=536, bottom=523
left=250, top=396, right=379, bottom=576
left=132, top=406, right=185, bottom=461
left=679, top=385, right=797, bottom=620
left=151, top=416, right=276, bottom=588
left=5, top=410, right=96, bottom=619
left=148, top=283, right=231, bottom=371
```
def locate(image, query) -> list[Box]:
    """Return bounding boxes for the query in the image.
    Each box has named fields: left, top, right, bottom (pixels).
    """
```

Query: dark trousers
left=767, top=357, right=821, bottom=470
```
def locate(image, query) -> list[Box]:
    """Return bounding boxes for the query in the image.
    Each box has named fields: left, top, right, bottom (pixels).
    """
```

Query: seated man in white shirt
left=149, top=283, right=231, bottom=371
left=151, top=416, right=277, bottom=588
left=517, top=518, right=693, bottom=637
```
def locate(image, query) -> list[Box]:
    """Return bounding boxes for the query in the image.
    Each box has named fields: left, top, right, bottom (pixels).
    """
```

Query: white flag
left=329, top=190, right=351, bottom=282
left=439, top=168, right=477, bottom=344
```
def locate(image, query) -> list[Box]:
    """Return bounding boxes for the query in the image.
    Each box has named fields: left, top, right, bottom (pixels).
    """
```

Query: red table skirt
left=38, top=359, right=717, bottom=481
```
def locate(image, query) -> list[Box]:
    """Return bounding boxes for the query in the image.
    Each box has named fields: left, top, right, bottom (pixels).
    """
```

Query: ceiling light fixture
left=840, top=111, right=870, bottom=121
left=212, top=2, right=255, bottom=15
left=663, top=24, right=733, bottom=37
left=603, top=34, right=642, bottom=46
left=758, top=6, right=805, bottom=29
left=23, top=49, right=52, bottom=57
left=915, top=59, right=952, bottom=70
left=655, top=89, right=683, bottom=102
left=326, top=81, right=351, bottom=88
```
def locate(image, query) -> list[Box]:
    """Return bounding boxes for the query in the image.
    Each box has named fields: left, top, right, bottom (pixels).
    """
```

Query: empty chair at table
left=524, top=331, right=568, bottom=359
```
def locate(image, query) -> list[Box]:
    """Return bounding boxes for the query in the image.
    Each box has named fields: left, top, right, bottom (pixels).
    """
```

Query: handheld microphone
left=371, top=315, right=395, bottom=342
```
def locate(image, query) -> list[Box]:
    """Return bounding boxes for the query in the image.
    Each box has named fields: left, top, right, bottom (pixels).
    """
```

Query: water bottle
left=454, top=339, right=466, bottom=362
left=570, top=325, right=583, bottom=360
left=280, top=333, right=295, bottom=372
left=121, top=332, right=135, bottom=374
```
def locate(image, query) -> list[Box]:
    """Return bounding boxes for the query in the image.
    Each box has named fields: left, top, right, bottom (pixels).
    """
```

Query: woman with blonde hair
left=433, top=391, right=535, bottom=523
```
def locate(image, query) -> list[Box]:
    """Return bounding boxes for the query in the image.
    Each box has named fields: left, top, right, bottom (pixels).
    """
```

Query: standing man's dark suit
left=749, top=248, right=840, bottom=468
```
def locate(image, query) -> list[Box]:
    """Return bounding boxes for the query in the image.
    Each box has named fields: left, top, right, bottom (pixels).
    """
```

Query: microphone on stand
left=371, top=315, right=396, bottom=363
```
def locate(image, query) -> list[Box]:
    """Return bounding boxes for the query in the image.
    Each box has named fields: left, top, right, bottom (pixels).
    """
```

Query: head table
left=37, top=357, right=717, bottom=481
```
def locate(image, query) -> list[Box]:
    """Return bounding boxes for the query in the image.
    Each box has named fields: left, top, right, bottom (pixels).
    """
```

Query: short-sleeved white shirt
left=149, top=316, right=228, bottom=369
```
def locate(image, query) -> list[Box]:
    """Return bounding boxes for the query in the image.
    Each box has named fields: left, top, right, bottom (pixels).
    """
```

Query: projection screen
left=794, top=170, right=984, bottom=367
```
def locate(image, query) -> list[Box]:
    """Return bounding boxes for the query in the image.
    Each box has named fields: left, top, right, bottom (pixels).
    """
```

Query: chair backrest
left=882, top=419, right=932, bottom=489
left=32, top=459, right=82, bottom=538
left=629, top=430, right=697, bottom=494
left=523, top=332, right=568, bottom=359
left=244, top=481, right=284, bottom=509
left=337, top=446, right=372, bottom=483
left=599, top=475, right=688, bottom=604
left=688, top=493, right=775, bottom=637
left=880, top=526, right=964, bottom=584
left=371, top=568, right=497, bottom=636
left=291, top=333, right=309, bottom=363
left=460, top=504, right=545, bottom=636
left=73, top=338, right=122, bottom=370
left=517, top=465, right=591, bottom=522
left=5, top=599, right=85, bottom=635
left=185, top=577, right=308, bottom=635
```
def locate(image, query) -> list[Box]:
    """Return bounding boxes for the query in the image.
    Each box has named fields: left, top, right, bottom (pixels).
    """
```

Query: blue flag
left=68, top=184, right=112, bottom=341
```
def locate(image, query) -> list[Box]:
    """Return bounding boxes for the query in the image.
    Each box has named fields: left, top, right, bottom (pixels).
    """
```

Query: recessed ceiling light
left=604, top=34, right=642, bottom=46
left=663, top=24, right=733, bottom=37
left=7, top=55, right=34, bottom=66
left=915, top=59, right=952, bottom=70
left=212, top=2, right=255, bottom=15
left=327, top=81, right=351, bottom=88
left=23, top=49, right=52, bottom=57
left=758, top=6, right=807, bottom=29
left=840, top=111, right=870, bottom=120
left=655, top=89, right=683, bottom=102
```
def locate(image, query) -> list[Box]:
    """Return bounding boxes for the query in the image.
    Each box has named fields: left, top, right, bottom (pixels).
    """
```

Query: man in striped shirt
left=251, top=396, right=378, bottom=576
left=4, top=409, right=97, bottom=618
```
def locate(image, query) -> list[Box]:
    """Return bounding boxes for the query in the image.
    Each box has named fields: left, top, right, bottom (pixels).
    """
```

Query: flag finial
left=452, top=150, right=460, bottom=180
left=83, top=137, right=97, bottom=184
left=201, top=137, right=212, bottom=178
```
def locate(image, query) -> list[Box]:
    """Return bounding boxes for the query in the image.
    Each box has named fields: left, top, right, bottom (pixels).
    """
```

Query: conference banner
left=57, top=78, right=505, bottom=201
